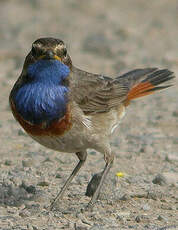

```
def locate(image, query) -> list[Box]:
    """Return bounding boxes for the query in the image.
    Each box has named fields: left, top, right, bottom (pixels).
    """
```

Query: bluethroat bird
left=9, top=37, right=175, bottom=209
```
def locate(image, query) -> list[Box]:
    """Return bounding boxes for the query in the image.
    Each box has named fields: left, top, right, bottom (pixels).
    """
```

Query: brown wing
left=70, top=66, right=128, bottom=114
left=70, top=67, right=174, bottom=114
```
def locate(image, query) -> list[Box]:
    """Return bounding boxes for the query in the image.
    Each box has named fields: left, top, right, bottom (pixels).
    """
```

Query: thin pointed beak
left=46, top=50, right=54, bottom=59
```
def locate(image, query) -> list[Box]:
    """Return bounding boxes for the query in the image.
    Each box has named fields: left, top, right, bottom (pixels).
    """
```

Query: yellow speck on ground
left=116, top=172, right=125, bottom=177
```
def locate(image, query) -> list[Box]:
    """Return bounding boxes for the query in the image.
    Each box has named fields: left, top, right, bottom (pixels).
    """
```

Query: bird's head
left=18, top=37, right=72, bottom=85
left=23, top=37, right=72, bottom=72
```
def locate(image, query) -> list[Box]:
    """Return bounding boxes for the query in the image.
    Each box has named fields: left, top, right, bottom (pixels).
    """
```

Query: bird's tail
left=116, top=68, right=175, bottom=106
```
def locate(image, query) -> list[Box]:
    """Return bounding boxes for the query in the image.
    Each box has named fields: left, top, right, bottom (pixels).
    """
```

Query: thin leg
left=87, top=153, right=114, bottom=208
left=50, top=151, right=87, bottom=210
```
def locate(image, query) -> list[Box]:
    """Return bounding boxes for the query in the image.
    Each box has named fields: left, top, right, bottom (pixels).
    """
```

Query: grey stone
left=18, top=129, right=26, bottom=136
left=142, top=204, right=151, bottom=211
left=86, top=172, right=102, bottom=197
left=89, top=225, right=105, bottom=230
left=119, top=194, right=130, bottom=201
left=152, top=174, right=167, bottom=186
left=22, top=159, right=34, bottom=167
left=157, top=215, right=168, bottom=222
left=4, top=160, right=12, bottom=166
left=19, top=209, right=31, bottom=218
left=37, top=181, right=49, bottom=187
left=135, top=215, right=141, bottom=223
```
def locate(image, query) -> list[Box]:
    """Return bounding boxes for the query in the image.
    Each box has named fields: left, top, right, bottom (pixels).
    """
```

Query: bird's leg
left=50, top=151, right=87, bottom=210
left=87, top=152, right=114, bottom=208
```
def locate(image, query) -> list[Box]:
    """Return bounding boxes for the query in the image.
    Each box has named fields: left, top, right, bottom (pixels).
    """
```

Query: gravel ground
left=0, top=0, right=178, bottom=229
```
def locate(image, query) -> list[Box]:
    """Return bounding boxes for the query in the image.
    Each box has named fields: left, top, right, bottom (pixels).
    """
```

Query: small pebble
left=147, top=190, right=160, bottom=200
left=152, top=174, right=167, bottom=185
left=11, top=176, right=22, bottom=186
left=135, top=215, right=141, bottom=223
left=89, top=225, right=105, bottom=230
left=142, top=204, right=150, bottom=211
left=135, top=214, right=150, bottom=223
left=22, top=159, right=34, bottom=167
left=19, top=209, right=31, bottom=218
left=18, top=129, right=26, bottom=136
left=117, top=211, right=130, bottom=219
left=85, top=172, right=102, bottom=197
left=26, top=224, right=33, bottom=230
left=55, top=173, right=62, bottom=178
left=43, top=157, right=53, bottom=163
left=37, top=181, right=49, bottom=187
left=7, top=207, right=18, bottom=214
left=74, top=221, right=89, bottom=230
left=4, top=160, right=12, bottom=166
left=26, top=185, right=36, bottom=194
left=120, top=194, right=130, bottom=201
left=157, top=215, right=168, bottom=222
left=172, top=111, right=178, bottom=117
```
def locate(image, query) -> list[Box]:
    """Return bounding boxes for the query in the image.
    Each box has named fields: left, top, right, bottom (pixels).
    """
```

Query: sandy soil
left=0, top=0, right=177, bottom=229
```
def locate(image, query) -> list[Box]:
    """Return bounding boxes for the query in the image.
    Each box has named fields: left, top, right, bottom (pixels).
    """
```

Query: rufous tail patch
left=125, top=82, right=154, bottom=106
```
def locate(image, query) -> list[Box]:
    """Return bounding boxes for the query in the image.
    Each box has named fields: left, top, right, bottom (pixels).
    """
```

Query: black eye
left=63, top=48, right=67, bottom=57
left=31, top=46, right=37, bottom=56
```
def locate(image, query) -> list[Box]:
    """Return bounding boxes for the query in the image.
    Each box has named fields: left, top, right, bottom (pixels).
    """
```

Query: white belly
left=29, top=106, right=126, bottom=153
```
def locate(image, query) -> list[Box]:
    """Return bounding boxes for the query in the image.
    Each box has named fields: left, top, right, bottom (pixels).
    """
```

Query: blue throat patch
left=14, top=59, right=70, bottom=125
